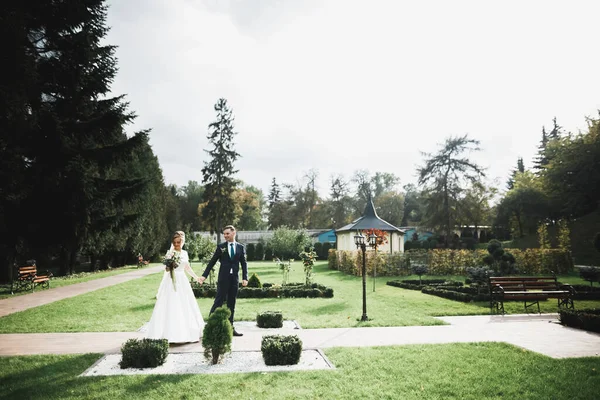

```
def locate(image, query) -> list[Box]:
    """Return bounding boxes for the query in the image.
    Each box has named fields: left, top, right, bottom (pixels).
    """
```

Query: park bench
left=11, top=260, right=53, bottom=294
left=488, top=274, right=575, bottom=314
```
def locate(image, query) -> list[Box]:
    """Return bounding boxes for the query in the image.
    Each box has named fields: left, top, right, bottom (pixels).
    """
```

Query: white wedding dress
left=146, top=250, right=204, bottom=343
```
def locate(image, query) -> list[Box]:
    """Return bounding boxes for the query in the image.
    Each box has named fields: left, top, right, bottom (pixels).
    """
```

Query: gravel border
left=80, top=349, right=335, bottom=376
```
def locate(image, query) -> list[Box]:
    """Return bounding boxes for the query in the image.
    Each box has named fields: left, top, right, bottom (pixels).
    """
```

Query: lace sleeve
left=183, top=252, right=199, bottom=280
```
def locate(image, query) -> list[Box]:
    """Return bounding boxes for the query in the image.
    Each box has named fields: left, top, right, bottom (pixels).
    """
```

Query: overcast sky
left=104, top=0, right=600, bottom=198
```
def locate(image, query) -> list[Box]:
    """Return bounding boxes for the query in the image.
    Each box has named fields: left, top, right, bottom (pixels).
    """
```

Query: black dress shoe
left=233, top=330, right=243, bottom=337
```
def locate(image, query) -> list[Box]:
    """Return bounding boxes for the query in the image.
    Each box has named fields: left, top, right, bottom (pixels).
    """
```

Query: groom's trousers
left=210, top=274, right=238, bottom=325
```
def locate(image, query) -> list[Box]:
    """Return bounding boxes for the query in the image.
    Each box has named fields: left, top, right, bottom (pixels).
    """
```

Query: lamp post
left=354, top=231, right=378, bottom=322
left=369, top=233, right=378, bottom=292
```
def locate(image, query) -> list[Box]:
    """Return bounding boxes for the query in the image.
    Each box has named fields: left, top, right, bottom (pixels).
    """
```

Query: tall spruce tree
left=506, top=157, right=525, bottom=190
left=533, top=127, right=549, bottom=171
left=267, top=177, right=288, bottom=229
left=534, top=118, right=562, bottom=173
left=0, top=1, right=41, bottom=280
left=2, top=0, right=155, bottom=276
left=201, top=98, right=240, bottom=241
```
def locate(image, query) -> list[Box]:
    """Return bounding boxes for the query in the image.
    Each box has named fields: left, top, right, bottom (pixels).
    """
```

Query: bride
left=146, top=231, right=204, bottom=343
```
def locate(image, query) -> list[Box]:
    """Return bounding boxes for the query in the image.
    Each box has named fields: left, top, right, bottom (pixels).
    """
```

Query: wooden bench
left=488, top=274, right=575, bottom=314
left=11, top=260, right=53, bottom=294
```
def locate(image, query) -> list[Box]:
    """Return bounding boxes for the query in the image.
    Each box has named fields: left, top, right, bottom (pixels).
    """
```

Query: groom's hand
left=197, top=276, right=206, bottom=285
left=242, top=280, right=248, bottom=287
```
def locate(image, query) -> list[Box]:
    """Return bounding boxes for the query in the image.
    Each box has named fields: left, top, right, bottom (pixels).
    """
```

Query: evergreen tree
left=0, top=1, right=41, bottom=280
left=200, top=98, right=240, bottom=241
left=506, top=157, right=525, bottom=190
left=542, top=115, right=600, bottom=218
left=179, top=181, right=205, bottom=231
left=267, top=178, right=288, bottom=229
left=534, top=118, right=562, bottom=173
left=533, top=127, right=549, bottom=172
left=268, top=177, right=281, bottom=209
left=4, top=0, right=151, bottom=275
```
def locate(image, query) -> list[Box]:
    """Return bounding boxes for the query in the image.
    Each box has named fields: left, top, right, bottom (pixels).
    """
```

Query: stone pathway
left=0, top=265, right=164, bottom=318
left=1, top=314, right=599, bottom=359
left=1, top=266, right=599, bottom=361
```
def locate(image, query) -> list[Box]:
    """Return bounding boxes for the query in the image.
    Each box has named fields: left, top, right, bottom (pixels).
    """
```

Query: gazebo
left=335, top=199, right=406, bottom=253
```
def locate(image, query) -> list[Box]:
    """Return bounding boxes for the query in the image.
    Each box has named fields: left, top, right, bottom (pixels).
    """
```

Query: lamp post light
left=354, top=231, right=378, bottom=322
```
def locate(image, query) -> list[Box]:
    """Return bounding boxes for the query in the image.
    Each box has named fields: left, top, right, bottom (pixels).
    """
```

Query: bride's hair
left=171, top=231, right=185, bottom=248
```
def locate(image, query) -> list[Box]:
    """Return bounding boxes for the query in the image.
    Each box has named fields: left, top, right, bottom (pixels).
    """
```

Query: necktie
left=230, top=243, right=235, bottom=258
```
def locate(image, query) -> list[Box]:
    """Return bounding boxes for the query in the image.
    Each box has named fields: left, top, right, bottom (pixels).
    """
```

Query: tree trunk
left=444, top=184, right=451, bottom=248
left=515, top=211, right=523, bottom=238
left=0, top=247, right=15, bottom=283
left=59, top=247, right=69, bottom=276
left=68, top=249, right=77, bottom=275
left=99, top=255, right=110, bottom=270
left=90, top=254, right=99, bottom=272
left=216, top=215, right=222, bottom=244
left=211, top=349, right=220, bottom=365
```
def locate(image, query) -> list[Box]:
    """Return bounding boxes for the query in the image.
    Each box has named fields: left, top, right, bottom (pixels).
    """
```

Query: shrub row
left=387, top=280, right=490, bottom=302
left=385, top=279, right=463, bottom=291
left=328, top=248, right=574, bottom=277
left=558, top=308, right=600, bottom=333
left=421, top=287, right=491, bottom=303
left=569, top=284, right=600, bottom=300
left=191, top=281, right=334, bottom=299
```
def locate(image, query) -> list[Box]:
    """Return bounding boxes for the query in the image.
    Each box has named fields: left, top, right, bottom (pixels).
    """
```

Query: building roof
left=335, top=199, right=405, bottom=234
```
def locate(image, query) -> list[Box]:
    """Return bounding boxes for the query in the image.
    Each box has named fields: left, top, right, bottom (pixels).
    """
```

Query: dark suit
left=202, top=241, right=248, bottom=324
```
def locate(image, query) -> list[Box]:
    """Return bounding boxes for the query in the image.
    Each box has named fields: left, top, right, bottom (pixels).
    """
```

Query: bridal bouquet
left=163, top=250, right=181, bottom=290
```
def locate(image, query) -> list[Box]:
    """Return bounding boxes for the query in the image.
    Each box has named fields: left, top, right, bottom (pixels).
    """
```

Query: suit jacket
left=202, top=242, right=248, bottom=282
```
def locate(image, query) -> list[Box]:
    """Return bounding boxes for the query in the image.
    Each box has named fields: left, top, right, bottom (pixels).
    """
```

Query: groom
left=198, top=225, right=248, bottom=336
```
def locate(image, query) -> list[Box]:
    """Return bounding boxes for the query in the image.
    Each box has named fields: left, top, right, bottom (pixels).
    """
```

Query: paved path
left=0, top=265, right=163, bottom=318
left=1, top=314, right=599, bottom=359
left=1, top=267, right=599, bottom=360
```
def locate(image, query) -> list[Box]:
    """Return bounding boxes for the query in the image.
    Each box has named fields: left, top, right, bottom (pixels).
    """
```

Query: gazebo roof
left=335, top=199, right=405, bottom=234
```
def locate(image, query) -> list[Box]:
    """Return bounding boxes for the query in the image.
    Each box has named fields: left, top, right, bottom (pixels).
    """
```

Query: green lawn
left=1, top=343, right=598, bottom=399
left=0, top=264, right=154, bottom=300
left=1, top=261, right=599, bottom=334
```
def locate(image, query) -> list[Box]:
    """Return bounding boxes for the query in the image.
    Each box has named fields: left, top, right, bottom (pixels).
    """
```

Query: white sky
left=105, top=0, right=600, bottom=198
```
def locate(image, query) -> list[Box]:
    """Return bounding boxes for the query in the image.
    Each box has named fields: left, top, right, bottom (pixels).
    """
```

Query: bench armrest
left=559, top=283, right=575, bottom=294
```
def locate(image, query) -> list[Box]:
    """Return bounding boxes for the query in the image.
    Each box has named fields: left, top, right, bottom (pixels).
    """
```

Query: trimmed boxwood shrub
left=248, top=272, right=262, bottom=288
left=386, top=279, right=463, bottom=291
left=191, top=281, right=334, bottom=299
left=559, top=308, right=600, bottom=333
left=401, top=279, right=463, bottom=286
left=257, top=311, right=283, bottom=328
left=387, top=280, right=491, bottom=302
left=421, top=286, right=490, bottom=303
left=261, top=335, right=302, bottom=365
left=119, top=338, right=168, bottom=369
left=567, top=284, right=600, bottom=300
